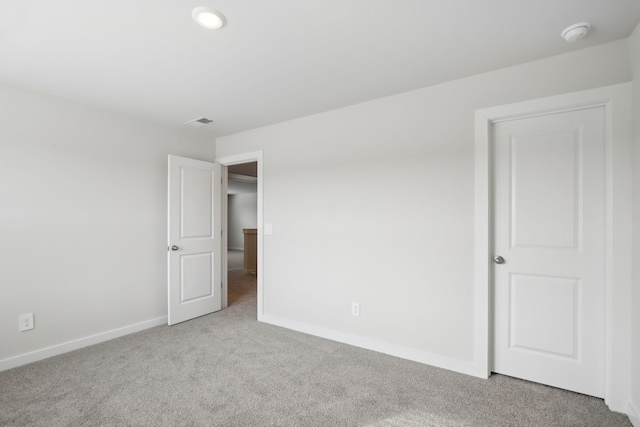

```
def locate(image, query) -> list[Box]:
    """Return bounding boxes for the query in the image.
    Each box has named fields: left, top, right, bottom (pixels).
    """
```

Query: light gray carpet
left=0, top=251, right=631, bottom=426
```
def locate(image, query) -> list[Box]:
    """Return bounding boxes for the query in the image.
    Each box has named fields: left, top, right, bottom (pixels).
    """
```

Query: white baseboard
left=260, top=314, right=483, bottom=378
left=628, top=400, right=640, bottom=427
left=0, top=316, right=167, bottom=373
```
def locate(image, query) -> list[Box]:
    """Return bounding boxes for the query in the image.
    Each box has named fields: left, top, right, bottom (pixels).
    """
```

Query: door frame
left=473, top=83, right=632, bottom=412
left=216, top=151, right=264, bottom=320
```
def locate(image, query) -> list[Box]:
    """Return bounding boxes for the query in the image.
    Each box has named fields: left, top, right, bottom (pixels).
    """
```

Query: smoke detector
left=184, top=117, right=214, bottom=128
left=561, top=22, right=591, bottom=42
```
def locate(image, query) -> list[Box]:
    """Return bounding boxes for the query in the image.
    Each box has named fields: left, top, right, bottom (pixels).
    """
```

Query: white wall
left=630, top=21, right=640, bottom=427
left=215, top=40, right=631, bottom=368
left=228, top=192, right=258, bottom=250
left=227, top=178, right=258, bottom=195
left=0, top=83, right=215, bottom=367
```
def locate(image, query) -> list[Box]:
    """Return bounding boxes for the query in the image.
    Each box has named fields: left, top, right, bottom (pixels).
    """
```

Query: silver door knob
left=493, top=256, right=505, bottom=264
left=170, top=245, right=179, bottom=251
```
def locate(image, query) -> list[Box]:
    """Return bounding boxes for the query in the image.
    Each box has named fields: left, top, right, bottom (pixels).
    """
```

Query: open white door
left=168, top=155, right=222, bottom=325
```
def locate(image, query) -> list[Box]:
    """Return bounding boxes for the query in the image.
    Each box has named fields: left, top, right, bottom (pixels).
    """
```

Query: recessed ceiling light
left=561, top=22, right=591, bottom=42
left=192, top=7, right=226, bottom=30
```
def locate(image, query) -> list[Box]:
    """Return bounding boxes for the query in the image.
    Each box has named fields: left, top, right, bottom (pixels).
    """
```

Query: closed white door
left=168, top=155, right=222, bottom=325
left=492, top=107, right=605, bottom=397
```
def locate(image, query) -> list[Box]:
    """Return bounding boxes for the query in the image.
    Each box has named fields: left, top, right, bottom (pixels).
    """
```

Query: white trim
left=261, top=315, right=482, bottom=378
left=215, top=151, right=264, bottom=320
left=0, top=316, right=167, bottom=372
left=474, top=83, right=632, bottom=411
left=221, top=165, right=229, bottom=309
left=473, top=110, right=491, bottom=378
left=628, top=400, right=640, bottom=427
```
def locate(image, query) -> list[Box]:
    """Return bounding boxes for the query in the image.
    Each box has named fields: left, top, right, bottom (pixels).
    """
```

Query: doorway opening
left=216, top=150, right=264, bottom=321
left=225, top=162, right=258, bottom=314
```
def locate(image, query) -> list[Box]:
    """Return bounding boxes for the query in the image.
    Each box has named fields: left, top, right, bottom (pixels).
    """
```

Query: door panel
left=492, top=107, right=605, bottom=397
left=510, top=129, right=578, bottom=249
left=509, top=274, right=579, bottom=358
left=180, top=167, right=214, bottom=238
left=168, top=155, right=222, bottom=325
left=181, top=253, right=214, bottom=302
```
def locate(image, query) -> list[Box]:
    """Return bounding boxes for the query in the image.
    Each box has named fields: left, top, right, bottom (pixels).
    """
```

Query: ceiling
left=1, top=1, right=639, bottom=139
left=229, top=162, right=257, bottom=177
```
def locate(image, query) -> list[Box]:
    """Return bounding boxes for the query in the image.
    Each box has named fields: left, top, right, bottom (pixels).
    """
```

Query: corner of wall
left=629, top=19, right=640, bottom=427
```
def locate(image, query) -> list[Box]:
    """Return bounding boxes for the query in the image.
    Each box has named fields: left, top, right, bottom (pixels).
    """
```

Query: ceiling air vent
left=184, top=116, right=214, bottom=128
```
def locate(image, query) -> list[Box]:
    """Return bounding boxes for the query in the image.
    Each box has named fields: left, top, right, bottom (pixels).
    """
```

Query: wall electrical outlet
left=19, top=313, right=34, bottom=331
left=352, top=302, right=360, bottom=317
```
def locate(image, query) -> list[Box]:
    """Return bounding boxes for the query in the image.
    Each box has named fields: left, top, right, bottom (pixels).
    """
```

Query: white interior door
left=492, top=107, right=606, bottom=397
left=168, top=155, right=222, bottom=325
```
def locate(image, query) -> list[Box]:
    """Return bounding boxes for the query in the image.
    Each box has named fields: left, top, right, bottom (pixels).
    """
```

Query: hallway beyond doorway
left=228, top=249, right=257, bottom=308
